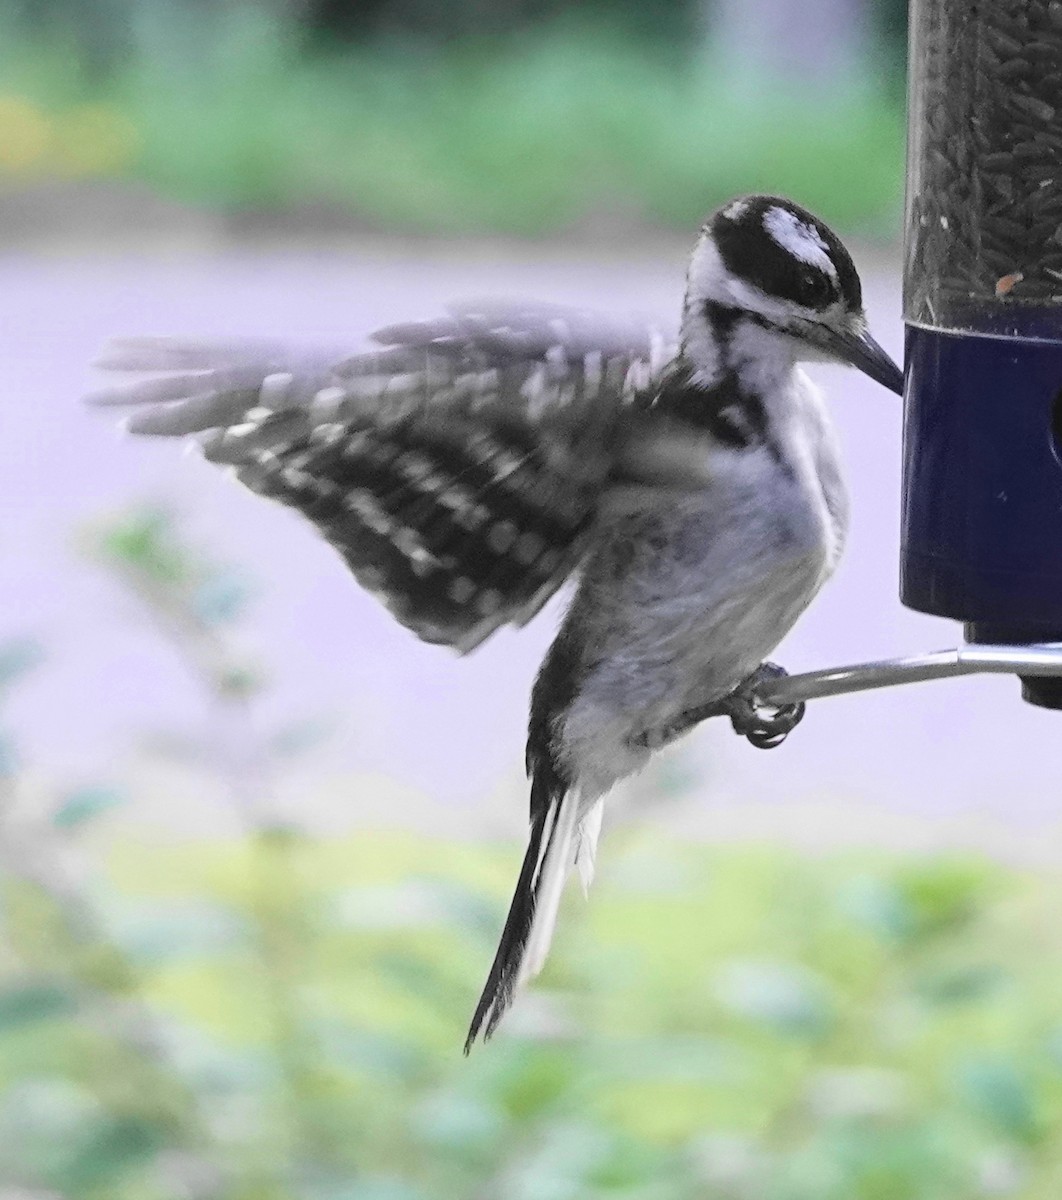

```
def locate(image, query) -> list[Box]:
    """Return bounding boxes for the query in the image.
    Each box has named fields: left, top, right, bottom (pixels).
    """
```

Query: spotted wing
left=88, top=301, right=675, bottom=651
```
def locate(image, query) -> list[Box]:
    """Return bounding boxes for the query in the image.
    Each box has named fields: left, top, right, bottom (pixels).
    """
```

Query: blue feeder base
left=902, top=319, right=1062, bottom=708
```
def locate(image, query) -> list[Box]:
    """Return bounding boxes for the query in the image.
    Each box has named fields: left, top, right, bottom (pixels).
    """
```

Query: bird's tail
left=465, top=783, right=603, bottom=1051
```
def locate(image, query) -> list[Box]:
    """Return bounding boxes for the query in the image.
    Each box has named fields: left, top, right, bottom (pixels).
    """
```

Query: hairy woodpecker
left=87, top=195, right=903, bottom=1049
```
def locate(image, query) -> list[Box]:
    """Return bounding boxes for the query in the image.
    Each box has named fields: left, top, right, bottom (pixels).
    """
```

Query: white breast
left=559, top=371, right=846, bottom=799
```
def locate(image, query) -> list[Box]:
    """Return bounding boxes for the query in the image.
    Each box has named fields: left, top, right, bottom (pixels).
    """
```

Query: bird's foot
left=725, top=662, right=804, bottom=749
left=630, top=663, right=804, bottom=752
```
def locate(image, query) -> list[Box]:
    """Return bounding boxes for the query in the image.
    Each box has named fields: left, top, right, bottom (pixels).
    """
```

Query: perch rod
left=755, top=644, right=1062, bottom=707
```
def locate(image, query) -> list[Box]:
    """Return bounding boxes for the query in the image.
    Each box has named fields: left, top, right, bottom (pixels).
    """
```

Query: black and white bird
left=86, top=195, right=902, bottom=1049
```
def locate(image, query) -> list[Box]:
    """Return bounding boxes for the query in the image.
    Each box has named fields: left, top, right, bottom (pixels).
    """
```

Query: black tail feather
left=464, top=778, right=563, bottom=1052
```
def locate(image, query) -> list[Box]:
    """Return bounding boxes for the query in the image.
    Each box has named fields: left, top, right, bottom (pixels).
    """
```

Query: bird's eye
left=801, top=272, right=832, bottom=307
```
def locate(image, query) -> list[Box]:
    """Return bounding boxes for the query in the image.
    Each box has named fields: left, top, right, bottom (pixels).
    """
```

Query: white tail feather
left=575, top=799, right=604, bottom=895
left=517, top=791, right=580, bottom=985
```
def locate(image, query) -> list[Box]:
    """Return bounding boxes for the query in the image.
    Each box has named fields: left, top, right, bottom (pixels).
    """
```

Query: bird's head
left=683, top=195, right=903, bottom=395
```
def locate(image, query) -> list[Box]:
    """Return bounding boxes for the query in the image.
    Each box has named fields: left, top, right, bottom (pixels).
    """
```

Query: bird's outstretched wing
left=88, top=301, right=675, bottom=651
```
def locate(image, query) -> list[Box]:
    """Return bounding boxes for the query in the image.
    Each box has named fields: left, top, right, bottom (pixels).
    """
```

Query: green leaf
left=216, top=663, right=264, bottom=698
left=0, top=982, right=77, bottom=1031
left=55, top=1114, right=168, bottom=1191
left=355, top=1186, right=432, bottom=1200
left=0, top=1079, right=100, bottom=1187
left=893, top=860, right=997, bottom=940
left=94, top=506, right=191, bottom=585
left=915, top=964, right=1007, bottom=1006
left=52, top=784, right=126, bottom=829
left=955, top=1057, right=1041, bottom=1143
left=491, top=1044, right=577, bottom=1120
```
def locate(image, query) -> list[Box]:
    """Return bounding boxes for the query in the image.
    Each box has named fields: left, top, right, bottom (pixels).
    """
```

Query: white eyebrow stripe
left=763, top=206, right=838, bottom=279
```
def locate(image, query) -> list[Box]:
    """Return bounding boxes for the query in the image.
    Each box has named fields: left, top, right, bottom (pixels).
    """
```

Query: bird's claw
left=629, top=663, right=805, bottom=752
left=725, top=662, right=805, bottom=749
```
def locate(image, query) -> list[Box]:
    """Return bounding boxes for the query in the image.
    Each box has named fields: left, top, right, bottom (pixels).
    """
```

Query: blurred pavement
left=3, top=237, right=1060, bottom=854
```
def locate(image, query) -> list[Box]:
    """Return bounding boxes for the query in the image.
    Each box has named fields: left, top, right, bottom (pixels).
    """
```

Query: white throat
left=680, top=238, right=799, bottom=397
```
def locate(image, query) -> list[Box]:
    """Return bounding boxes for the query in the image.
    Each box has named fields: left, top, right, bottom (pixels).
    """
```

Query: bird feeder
left=749, top=0, right=1062, bottom=721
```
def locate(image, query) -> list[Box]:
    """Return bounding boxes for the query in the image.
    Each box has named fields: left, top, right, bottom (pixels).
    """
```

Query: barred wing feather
left=87, top=302, right=675, bottom=651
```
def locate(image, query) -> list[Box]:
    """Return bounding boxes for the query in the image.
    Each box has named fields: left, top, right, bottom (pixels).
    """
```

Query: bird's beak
left=822, top=323, right=904, bottom=395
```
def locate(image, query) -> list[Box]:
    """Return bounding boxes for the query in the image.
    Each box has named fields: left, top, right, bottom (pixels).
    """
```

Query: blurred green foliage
left=3, top=800, right=1062, bottom=1196
left=0, top=4, right=904, bottom=236
left=3, top=507, right=1060, bottom=1197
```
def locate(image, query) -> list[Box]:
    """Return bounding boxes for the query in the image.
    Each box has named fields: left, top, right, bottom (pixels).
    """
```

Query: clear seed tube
left=905, top=0, right=1062, bottom=332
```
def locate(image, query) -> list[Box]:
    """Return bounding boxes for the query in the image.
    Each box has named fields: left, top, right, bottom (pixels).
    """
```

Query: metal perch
left=755, top=643, right=1062, bottom=708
